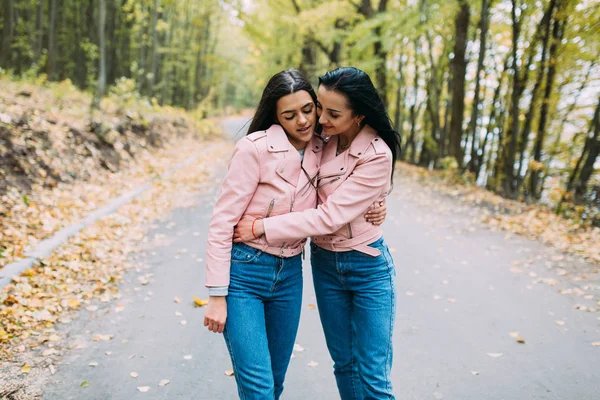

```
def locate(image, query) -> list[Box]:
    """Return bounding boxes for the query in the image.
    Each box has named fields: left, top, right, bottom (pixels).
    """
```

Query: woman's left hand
left=233, top=215, right=264, bottom=243
left=365, top=199, right=387, bottom=226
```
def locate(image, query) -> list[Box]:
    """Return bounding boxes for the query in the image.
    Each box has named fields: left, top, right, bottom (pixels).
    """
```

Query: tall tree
left=466, top=0, right=491, bottom=174
left=448, top=0, right=470, bottom=167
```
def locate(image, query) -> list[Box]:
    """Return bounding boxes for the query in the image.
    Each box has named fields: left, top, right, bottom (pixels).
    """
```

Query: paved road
left=44, top=117, right=600, bottom=399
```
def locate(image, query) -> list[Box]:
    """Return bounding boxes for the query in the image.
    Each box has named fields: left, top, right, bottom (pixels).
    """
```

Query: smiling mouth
left=297, top=125, right=312, bottom=133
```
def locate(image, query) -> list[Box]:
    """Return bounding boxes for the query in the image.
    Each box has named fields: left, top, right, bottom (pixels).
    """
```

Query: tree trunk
left=34, top=0, right=44, bottom=63
left=1, top=0, right=15, bottom=69
left=530, top=1, right=565, bottom=199
left=394, top=49, right=405, bottom=138
left=515, top=0, right=555, bottom=195
left=94, top=0, right=107, bottom=109
left=573, top=98, right=600, bottom=202
left=501, top=0, right=521, bottom=198
left=467, top=0, right=490, bottom=174
left=47, top=0, right=58, bottom=80
left=448, top=0, right=470, bottom=167
left=357, top=0, right=389, bottom=106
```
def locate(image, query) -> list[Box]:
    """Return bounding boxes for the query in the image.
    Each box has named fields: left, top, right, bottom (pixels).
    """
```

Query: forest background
left=1, top=0, right=599, bottom=225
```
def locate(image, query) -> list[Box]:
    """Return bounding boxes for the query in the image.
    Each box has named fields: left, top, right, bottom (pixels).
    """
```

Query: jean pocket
left=231, top=244, right=262, bottom=264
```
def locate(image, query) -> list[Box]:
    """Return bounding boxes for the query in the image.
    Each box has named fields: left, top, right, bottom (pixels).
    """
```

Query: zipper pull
left=302, top=247, right=305, bottom=260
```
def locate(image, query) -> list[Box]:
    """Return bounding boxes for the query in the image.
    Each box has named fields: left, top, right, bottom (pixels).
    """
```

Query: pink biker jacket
left=205, top=124, right=323, bottom=287
left=262, top=125, right=392, bottom=257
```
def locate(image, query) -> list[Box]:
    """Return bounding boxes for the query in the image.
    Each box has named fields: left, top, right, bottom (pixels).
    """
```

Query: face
left=275, top=90, right=317, bottom=150
left=317, top=86, right=363, bottom=137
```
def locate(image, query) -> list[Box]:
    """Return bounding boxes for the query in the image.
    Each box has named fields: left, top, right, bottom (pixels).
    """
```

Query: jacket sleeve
left=262, top=152, right=391, bottom=242
left=205, top=138, right=260, bottom=288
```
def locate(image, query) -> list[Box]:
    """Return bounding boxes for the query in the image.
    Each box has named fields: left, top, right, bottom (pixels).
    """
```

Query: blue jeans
left=223, top=243, right=303, bottom=400
left=311, top=237, right=396, bottom=400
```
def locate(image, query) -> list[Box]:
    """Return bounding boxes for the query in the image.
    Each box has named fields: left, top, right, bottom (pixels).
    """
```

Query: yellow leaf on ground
left=21, top=365, right=31, bottom=374
left=193, top=296, right=208, bottom=307
left=308, top=304, right=316, bottom=309
left=67, top=299, right=80, bottom=309
left=225, top=369, right=234, bottom=376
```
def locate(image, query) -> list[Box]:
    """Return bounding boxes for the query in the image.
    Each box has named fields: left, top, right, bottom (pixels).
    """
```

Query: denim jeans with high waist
left=311, top=237, right=396, bottom=400
left=223, top=243, right=303, bottom=400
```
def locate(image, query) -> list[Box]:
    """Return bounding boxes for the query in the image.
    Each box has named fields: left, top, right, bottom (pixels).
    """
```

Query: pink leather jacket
left=205, top=124, right=323, bottom=287
left=262, top=125, right=392, bottom=257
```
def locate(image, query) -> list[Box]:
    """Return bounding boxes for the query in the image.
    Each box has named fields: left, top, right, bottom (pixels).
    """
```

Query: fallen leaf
left=193, top=296, right=208, bottom=307
left=67, top=299, right=80, bottom=309
left=183, top=355, right=193, bottom=360
left=49, top=365, right=56, bottom=375
left=180, top=320, right=187, bottom=326
left=471, top=371, right=479, bottom=375
left=159, top=379, right=170, bottom=387
left=308, top=304, right=316, bottom=309
left=21, top=365, right=31, bottom=374
left=509, top=332, right=519, bottom=338
left=487, top=353, right=503, bottom=358
left=517, top=337, right=526, bottom=344
left=93, top=334, right=113, bottom=341
left=225, top=369, right=235, bottom=376
left=89, top=362, right=98, bottom=367
left=81, top=381, right=89, bottom=388
left=294, top=344, right=305, bottom=352
left=137, top=386, right=150, bottom=392
left=130, top=372, right=139, bottom=378
left=591, top=342, right=600, bottom=347
left=307, top=361, right=319, bottom=367
left=174, top=297, right=182, bottom=303
left=555, top=320, right=566, bottom=326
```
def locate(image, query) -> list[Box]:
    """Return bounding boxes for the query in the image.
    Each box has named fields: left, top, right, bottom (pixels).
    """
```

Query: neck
left=338, top=125, right=362, bottom=148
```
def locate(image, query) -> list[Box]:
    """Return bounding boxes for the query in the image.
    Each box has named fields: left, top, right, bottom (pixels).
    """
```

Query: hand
left=233, top=215, right=264, bottom=243
left=365, top=199, right=387, bottom=226
left=204, top=296, right=227, bottom=333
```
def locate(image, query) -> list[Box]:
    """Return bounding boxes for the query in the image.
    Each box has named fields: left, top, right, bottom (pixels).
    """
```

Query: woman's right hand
left=204, top=296, right=227, bottom=333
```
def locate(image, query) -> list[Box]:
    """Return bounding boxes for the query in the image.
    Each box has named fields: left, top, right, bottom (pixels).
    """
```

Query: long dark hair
left=318, top=67, right=401, bottom=182
left=248, top=69, right=318, bottom=134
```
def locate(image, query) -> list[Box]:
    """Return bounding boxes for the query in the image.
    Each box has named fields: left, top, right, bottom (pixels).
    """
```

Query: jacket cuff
left=208, top=286, right=228, bottom=296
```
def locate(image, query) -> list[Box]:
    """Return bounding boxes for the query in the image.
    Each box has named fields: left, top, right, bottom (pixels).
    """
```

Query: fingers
left=205, top=318, right=225, bottom=333
left=370, top=216, right=385, bottom=226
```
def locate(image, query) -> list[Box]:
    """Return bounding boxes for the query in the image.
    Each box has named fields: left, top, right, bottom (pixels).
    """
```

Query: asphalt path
left=43, top=117, right=600, bottom=400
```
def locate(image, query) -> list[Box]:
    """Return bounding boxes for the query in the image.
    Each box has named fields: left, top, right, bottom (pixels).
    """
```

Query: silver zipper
left=318, top=176, right=341, bottom=189
left=266, top=199, right=275, bottom=217
left=290, top=199, right=295, bottom=212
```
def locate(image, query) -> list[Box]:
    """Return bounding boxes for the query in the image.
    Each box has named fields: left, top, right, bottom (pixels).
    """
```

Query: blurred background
left=0, top=0, right=598, bottom=224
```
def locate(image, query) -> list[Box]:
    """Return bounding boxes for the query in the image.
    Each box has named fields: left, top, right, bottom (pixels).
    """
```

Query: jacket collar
left=266, top=124, right=291, bottom=153
left=348, top=125, right=377, bottom=158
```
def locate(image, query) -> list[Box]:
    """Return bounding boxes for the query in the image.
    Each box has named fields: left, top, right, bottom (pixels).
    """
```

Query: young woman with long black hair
left=203, top=69, right=386, bottom=399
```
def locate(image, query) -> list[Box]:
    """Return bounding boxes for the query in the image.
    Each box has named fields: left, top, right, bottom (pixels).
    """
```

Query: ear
left=356, top=116, right=365, bottom=125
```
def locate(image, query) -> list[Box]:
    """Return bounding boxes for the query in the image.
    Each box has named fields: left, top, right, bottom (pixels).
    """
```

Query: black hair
left=318, top=67, right=402, bottom=182
left=248, top=69, right=318, bottom=134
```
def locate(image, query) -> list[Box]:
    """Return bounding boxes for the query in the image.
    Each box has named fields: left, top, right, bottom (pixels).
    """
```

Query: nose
left=319, top=114, right=327, bottom=125
left=298, top=113, right=307, bottom=125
